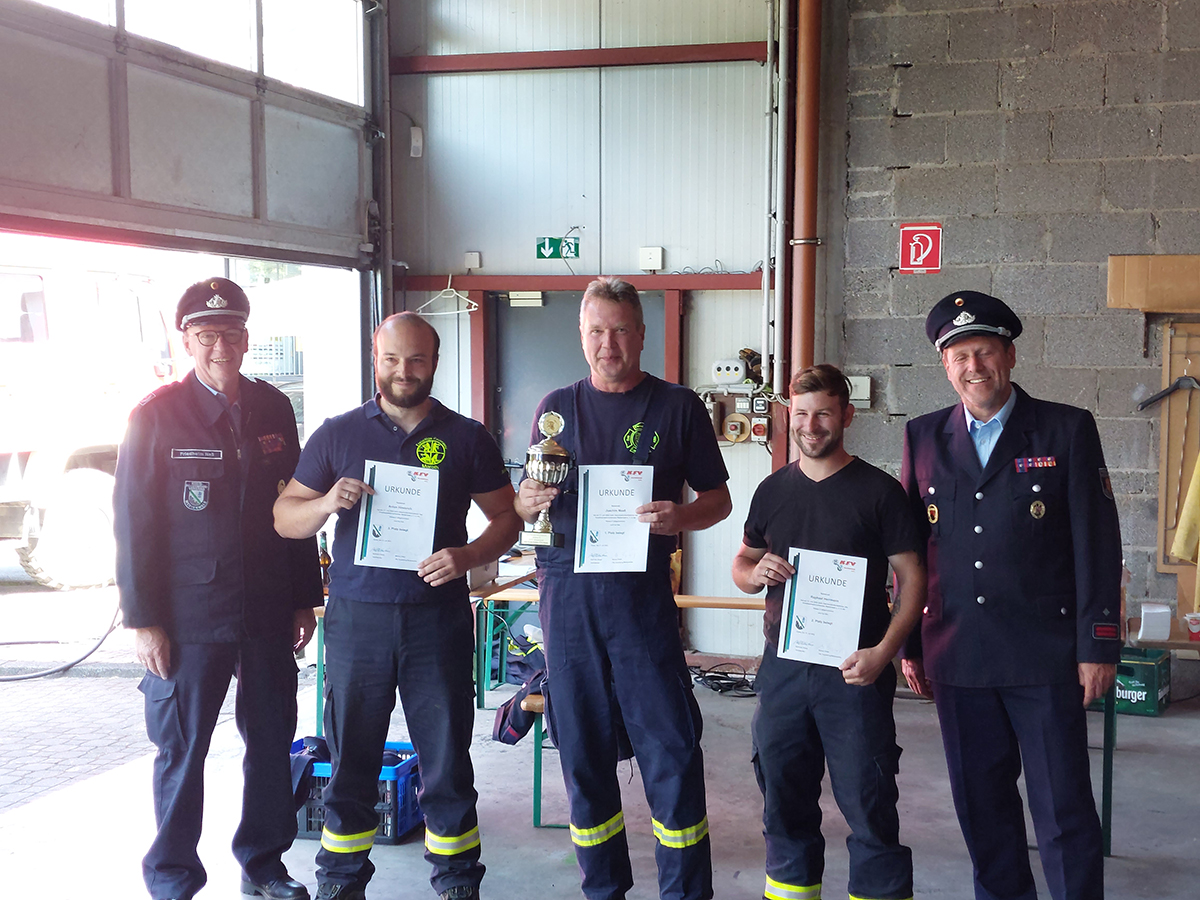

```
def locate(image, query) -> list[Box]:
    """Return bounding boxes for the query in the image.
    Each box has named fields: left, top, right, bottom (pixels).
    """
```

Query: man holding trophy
left=514, top=277, right=732, bottom=900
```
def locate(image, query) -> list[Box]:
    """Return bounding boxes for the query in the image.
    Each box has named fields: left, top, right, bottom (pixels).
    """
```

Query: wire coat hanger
left=414, top=275, right=478, bottom=316
left=1136, top=374, right=1200, bottom=411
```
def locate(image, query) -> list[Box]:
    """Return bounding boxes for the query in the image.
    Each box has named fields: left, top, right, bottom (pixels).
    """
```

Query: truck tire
left=16, top=468, right=117, bottom=590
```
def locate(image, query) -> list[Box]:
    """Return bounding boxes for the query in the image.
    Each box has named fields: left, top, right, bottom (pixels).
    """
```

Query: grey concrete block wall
left=837, top=0, right=1200, bottom=607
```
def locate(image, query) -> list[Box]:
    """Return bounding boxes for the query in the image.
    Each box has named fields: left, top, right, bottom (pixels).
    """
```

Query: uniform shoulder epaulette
left=137, top=380, right=182, bottom=407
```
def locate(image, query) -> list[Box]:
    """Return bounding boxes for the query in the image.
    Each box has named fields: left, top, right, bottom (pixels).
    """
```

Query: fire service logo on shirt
left=415, top=437, right=447, bottom=468
left=622, top=423, right=660, bottom=455
left=184, top=481, right=210, bottom=511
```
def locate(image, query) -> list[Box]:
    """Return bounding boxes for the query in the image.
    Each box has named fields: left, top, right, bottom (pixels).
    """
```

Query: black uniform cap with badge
left=925, top=290, right=1023, bottom=353
left=175, top=277, right=250, bottom=330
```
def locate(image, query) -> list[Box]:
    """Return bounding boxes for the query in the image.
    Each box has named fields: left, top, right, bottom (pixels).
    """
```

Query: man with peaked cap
left=899, top=291, right=1123, bottom=900
left=115, top=277, right=324, bottom=900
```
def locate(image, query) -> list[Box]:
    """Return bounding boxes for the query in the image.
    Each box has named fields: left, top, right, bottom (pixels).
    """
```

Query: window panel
left=125, top=0, right=257, bottom=72
left=263, top=0, right=364, bottom=105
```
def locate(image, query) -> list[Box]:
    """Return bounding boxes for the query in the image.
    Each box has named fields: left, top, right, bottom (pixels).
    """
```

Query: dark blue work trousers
left=140, top=638, right=299, bottom=900
left=932, top=681, right=1104, bottom=900
left=316, top=597, right=482, bottom=895
left=751, top=644, right=912, bottom=900
left=539, top=570, right=712, bottom=900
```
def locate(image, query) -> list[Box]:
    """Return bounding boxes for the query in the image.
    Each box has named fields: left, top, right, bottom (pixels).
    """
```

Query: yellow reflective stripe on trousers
left=320, top=826, right=376, bottom=854
left=569, top=810, right=625, bottom=848
left=650, top=815, right=709, bottom=849
left=764, top=874, right=821, bottom=900
left=424, top=825, right=481, bottom=856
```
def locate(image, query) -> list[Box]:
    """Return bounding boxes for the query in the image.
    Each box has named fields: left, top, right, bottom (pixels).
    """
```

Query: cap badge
left=206, top=294, right=228, bottom=309
left=953, top=311, right=975, bottom=326
left=954, top=297, right=964, bottom=306
left=927, top=503, right=939, bottom=524
left=1030, top=500, right=1046, bottom=519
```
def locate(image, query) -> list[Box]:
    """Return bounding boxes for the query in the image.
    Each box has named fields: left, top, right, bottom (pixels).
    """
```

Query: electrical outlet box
left=734, top=397, right=752, bottom=414
left=639, top=246, right=664, bottom=271
left=464, top=251, right=482, bottom=270
left=723, top=413, right=750, bottom=442
left=713, top=359, right=746, bottom=383
left=848, top=376, right=871, bottom=404
left=752, top=395, right=770, bottom=415
left=750, top=416, right=770, bottom=443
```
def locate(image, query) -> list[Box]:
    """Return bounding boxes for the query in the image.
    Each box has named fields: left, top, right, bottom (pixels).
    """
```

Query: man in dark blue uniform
left=115, top=277, right=323, bottom=900
left=899, top=291, right=1123, bottom=900
left=515, top=277, right=732, bottom=900
left=733, top=364, right=925, bottom=900
left=274, top=312, right=521, bottom=900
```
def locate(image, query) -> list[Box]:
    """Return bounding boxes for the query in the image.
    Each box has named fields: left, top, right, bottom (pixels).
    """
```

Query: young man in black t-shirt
left=732, top=364, right=925, bottom=900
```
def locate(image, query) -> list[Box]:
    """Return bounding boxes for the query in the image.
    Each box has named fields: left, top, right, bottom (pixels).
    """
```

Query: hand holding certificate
left=574, top=465, right=652, bottom=573
left=778, top=547, right=867, bottom=667
left=354, top=459, right=439, bottom=571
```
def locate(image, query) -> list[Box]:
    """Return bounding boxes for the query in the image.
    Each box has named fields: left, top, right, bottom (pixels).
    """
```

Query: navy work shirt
left=293, top=396, right=510, bottom=604
left=528, top=374, right=729, bottom=574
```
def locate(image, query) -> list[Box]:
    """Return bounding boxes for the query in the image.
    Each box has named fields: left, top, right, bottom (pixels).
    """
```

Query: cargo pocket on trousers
left=138, top=672, right=184, bottom=750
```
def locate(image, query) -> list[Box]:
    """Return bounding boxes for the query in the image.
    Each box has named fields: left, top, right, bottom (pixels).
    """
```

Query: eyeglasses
left=191, top=328, right=245, bottom=347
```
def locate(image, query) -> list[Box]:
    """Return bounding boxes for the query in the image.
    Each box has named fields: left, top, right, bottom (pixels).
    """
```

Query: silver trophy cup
left=519, top=411, right=571, bottom=549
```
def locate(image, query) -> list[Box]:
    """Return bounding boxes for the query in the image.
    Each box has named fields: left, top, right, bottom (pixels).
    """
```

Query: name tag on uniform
left=1014, top=456, right=1055, bottom=472
left=172, top=448, right=223, bottom=460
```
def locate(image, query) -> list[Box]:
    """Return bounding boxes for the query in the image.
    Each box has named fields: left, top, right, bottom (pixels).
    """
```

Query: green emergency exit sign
left=537, top=236, right=579, bottom=259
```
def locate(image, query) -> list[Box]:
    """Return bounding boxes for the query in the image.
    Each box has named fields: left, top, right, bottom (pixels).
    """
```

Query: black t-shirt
left=528, top=374, right=728, bottom=573
left=742, top=457, right=922, bottom=647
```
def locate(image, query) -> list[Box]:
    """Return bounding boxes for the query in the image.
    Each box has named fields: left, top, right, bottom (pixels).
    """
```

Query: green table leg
left=1102, top=682, right=1116, bottom=857
left=315, top=613, right=325, bottom=738
left=475, top=600, right=489, bottom=709
left=531, top=713, right=567, bottom=829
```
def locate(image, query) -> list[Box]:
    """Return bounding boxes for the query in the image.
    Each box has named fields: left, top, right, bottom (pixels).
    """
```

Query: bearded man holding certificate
left=732, top=364, right=926, bottom=900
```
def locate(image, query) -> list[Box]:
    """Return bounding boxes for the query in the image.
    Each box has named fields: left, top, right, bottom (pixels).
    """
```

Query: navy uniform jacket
left=114, top=371, right=323, bottom=643
left=900, top=383, right=1123, bottom=686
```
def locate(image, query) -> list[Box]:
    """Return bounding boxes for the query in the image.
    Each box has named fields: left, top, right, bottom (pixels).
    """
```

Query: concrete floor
left=1, top=672, right=1198, bottom=900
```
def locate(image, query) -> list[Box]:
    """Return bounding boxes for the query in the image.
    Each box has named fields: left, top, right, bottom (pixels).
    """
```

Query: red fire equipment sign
left=899, top=222, right=942, bottom=273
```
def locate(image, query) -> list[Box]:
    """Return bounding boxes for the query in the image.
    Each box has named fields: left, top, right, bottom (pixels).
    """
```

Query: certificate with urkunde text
left=354, top=460, right=439, bottom=571
left=777, top=547, right=867, bottom=667
left=573, top=465, right=652, bottom=573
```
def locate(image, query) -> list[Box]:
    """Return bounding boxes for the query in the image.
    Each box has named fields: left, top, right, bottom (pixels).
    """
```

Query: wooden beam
left=391, top=42, right=768, bottom=76
left=468, top=290, right=490, bottom=429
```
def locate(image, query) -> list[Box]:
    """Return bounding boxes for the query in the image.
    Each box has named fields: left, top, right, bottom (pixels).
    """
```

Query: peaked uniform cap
left=926, top=290, right=1022, bottom=352
left=176, top=277, right=250, bottom=330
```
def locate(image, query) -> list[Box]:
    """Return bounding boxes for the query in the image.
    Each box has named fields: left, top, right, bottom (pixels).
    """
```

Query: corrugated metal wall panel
left=0, top=26, right=111, bottom=194
left=602, top=0, right=769, bottom=47
left=395, top=69, right=602, bottom=275
left=682, top=289, right=769, bottom=655
left=395, top=0, right=600, bottom=55
left=600, top=61, right=768, bottom=275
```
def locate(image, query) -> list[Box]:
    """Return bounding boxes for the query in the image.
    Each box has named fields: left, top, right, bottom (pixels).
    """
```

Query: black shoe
left=241, top=877, right=310, bottom=900
left=314, top=884, right=367, bottom=900
left=439, top=886, right=480, bottom=900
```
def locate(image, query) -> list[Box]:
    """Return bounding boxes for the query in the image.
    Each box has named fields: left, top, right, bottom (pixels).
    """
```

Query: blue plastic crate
left=292, top=739, right=423, bottom=844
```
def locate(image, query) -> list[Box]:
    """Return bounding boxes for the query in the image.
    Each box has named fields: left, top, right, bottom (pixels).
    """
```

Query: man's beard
left=792, top=427, right=839, bottom=460
left=379, top=374, right=433, bottom=409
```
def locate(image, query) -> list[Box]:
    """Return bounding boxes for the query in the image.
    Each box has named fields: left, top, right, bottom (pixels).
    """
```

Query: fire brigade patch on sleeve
left=184, top=481, right=210, bottom=511
left=258, top=433, right=286, bottom=454
left=1099, top=467, right=1114, bottom=500
left=1092, top=622, right=1120, bottom=641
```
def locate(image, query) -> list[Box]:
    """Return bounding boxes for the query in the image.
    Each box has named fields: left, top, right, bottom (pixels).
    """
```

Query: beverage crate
left=1088, top=648, right=1171, bottom=717
left=293, top=740, right=423, bottom=844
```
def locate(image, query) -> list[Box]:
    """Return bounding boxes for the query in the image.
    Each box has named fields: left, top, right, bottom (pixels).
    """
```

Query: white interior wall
left=0, top=0, right=369, bottom=262
left=683, top=289, right=769, bottom=657
left=390, top=0, right=777, bottom=652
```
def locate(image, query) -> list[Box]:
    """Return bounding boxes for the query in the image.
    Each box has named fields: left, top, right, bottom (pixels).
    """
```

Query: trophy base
left=519, top=530, right=565, bottom=549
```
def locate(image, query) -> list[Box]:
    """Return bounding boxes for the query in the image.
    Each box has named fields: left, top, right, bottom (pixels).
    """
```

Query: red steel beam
left=665, top=290, right=683, bottom=384
left=399, top=272, right=764, bottom=292
left=391, top=42, right=768, bottom=76
left=468, top=290, right=490, bottom=429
